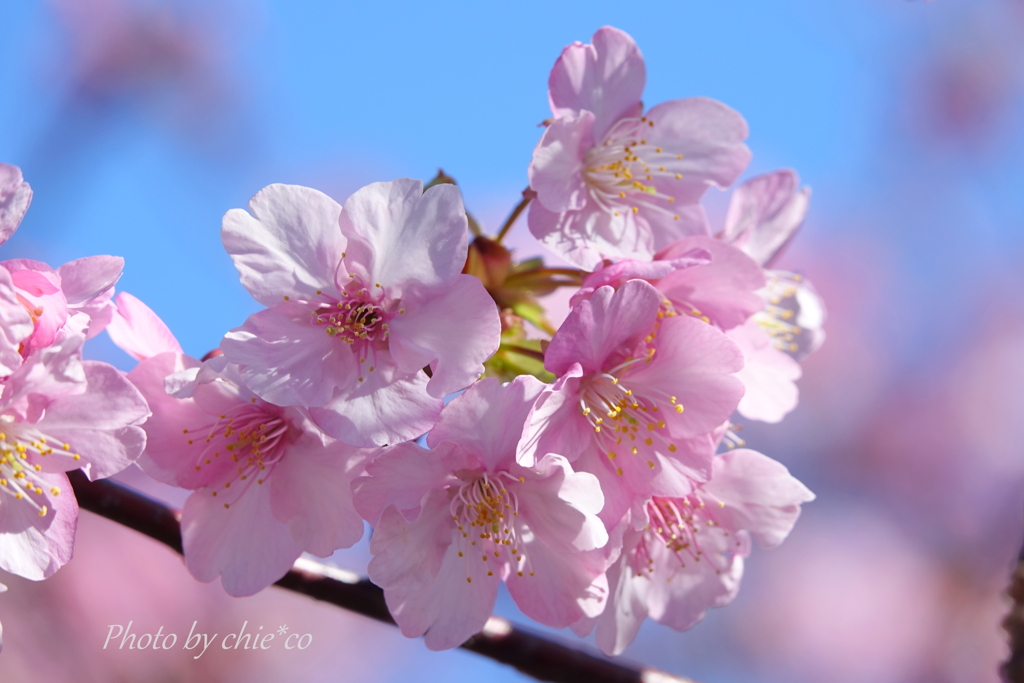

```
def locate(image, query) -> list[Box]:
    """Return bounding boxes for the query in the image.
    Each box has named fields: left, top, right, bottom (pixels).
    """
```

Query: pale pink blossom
left=728, top=319, right=801, bottom=423
left=722, top=170, right=826, bottom=362
left=118, top=295, right=368, bottom=596
left=105, top=291, right=182, bottom=361
left=0, top=318, right=149, bottom=581
left=528, top=26, right=751, bottom=269
left=575, top=449, right=814, bottom=655
left=573, top=236, right=766, bottom=331
left=722, top=169, right=811, bottom=269
left=574, top=227, right=809, bottom=423
left=220, top=180, right=500, bottom=446
left=0, top=164, right=32, bottom=246
left=0, top=164, right=123, bottom=372
left=1, top=256, right=124, bottom=357
left=354, top=376, right=609, bottom=650
left=519, top=280, right=744, bottom=526
left=0, top=267, right=33, bottom=377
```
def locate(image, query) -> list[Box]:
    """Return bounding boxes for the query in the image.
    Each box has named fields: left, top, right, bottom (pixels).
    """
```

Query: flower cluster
left=0, top=164, right=150, bottom=597
left=0, top=25, right=824, bottom=657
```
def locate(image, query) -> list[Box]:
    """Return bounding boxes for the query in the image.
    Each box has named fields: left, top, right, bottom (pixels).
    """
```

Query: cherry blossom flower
left=0, top=317, right=148, bottom=581
left=519, top=280, right=745, bottom=526
left=722, top=169, right=826, bottom=362
left=573, top=221, right=808, bottom=424
left=2, top=256, right=124, bottom=356
left=220, top=179, right=500, bottom=446
left=575, top=448, right=814, bottom=656
left=354, top=376, right=609, bottom=650
left=0, top=164, right=124, bottom=366
left=528, top=26, right=751, bottom=269
left=117, top=294, right=369, bottom=596
left=0, top=163, right=32, bottom=246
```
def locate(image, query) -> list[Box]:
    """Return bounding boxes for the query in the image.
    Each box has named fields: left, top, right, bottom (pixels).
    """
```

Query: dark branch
left=1003, top=517, right=1024, bottom=682
left=67, top=471, right=698, bottom=683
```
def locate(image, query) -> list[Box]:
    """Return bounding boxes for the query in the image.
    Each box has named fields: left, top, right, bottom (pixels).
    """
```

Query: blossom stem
left=503, top=267, right=585, bottom=288
left=66, top=470, right=699, bottom=683
left=500, top=343, right=547, bottom=363
left=494, top=189, right=533, bottom=244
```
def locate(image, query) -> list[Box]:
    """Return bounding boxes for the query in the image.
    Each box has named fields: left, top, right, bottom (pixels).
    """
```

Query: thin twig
left=499, top=344, right=547, bottom=363
left=67, top=471, right=698, bottom=683
left=495, top=189, right=534, bottom=244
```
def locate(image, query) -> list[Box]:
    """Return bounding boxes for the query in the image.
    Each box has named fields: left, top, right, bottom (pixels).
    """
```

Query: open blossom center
left=450, top=471, right=532, bottom=581
left=755, top=272, right=810, bottom=356
left=312, top=298, right=388, bottom=344
left=633, top=495, right=737, bottom=578
left=583, top=117, right=683, bottom=222
left=578, top=354, right=683, bottom=476
left=304, top=278, right=403, bottom=382
left=0, top=418, right=73, bottom=517
left=183, top=400, right=290, bottom=509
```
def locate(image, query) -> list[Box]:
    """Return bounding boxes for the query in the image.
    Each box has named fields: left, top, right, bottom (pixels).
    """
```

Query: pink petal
left=573, top=447, right=646, bottom=529
left=34, top=361, right=150, bottom=480
left=367, top=488, right=453, bottom=593
left=428, top=376, right=544, bottom=472
left=592, top=527, right=650, bottom=655
left=0, top=267, right=33, bottom=376
left=0, top=163, right=32, bottom=246
left=639, top=199, right=712, bottom=253
left=222, top=183, right=346, bottom=307
left=0, top=471, right=77, bottom=580
left=644, top=97, right=751, bottom=190
left=545, top=280, right=661, bottom=377
left=353, top=441, right=460, bottom=524
left=339, top=179, right=468, bottom=295
left=56, top=255, right=123, bottom=338
left=269, top=436, right=367, bottom=556
left=5, top=260, right=69, bottom=352
left=705, top=448, right=815, bottom=548
left=513, top=455, right=607, bottom=551
left=0, top=321, right=87, bottom=422
left=310, top=357, right=441, bottom=447
left=656, top=235, right=766, bottom=330
left=571, top=250, right=711, bottom=308
left=529, top=111, right=594, bottom=213
left=625, top=315, right=745, bottom=438
left=517, top=366, right=592, bottom=467
left=387, top=275, right=501, bottom=399
left=527, top=199, right=646, bottom=270
left=222, top=302, right=356, bottom=408
left=182, top=483, right=303, bottom=597
left=106, top=291, right=182, bottom=361
left=126, top=352, right=232, bottom=489
left=548, top=26, right=646, bottom=142
left=645, top=540, right=744, bottom=630
left=369, top=489, right=500, bottom=651
left=730, top=320, right=801, bottom=423
left=723, top=169, right=811, bottom=267
left=505, top=534, right=609, bottom=628
left=56, top=256, right=123, bottom=307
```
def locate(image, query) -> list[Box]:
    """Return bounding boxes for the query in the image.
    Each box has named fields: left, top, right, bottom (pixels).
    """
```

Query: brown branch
left=494, top=189, right=534, bottom=244
left=67, top=471, right=698, bottom=683
left=1003, top=518, right=1024, bottom=682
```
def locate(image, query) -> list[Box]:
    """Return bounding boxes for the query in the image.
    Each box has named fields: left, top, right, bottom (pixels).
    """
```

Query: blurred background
left=2, top=0, right=1024, bottom=681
